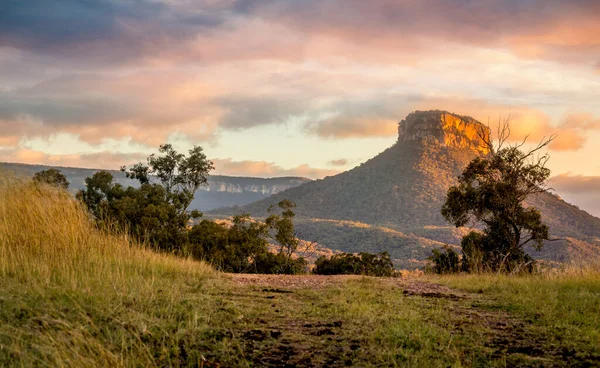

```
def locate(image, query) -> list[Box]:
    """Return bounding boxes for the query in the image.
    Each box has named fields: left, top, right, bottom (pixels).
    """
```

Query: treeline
left=32, top=144, right=394, bottom=276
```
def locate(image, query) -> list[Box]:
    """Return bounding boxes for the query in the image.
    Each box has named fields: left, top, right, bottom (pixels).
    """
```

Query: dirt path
left=225, top=274, right=584, bottom=367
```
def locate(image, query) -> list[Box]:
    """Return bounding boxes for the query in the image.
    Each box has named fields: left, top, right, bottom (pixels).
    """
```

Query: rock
left=398, top=110, right=490, bottom=155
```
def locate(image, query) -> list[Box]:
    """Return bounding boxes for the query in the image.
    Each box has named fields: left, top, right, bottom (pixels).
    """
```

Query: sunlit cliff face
left=398, top=111, right=491, bottom=155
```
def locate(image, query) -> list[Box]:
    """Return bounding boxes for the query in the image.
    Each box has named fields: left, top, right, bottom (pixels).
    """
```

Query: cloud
left=0, top=148, right=147, bottom=170
left=0, top=0, right=228, bottom=66
left=218, top=96, right=312, bottom=130
left=0, top=72, right=222, bottom=146
left=2, top=0, right=599, bottom=69
left=239, top=0, right=600, bottom=67
left=212, top=158, right=340, bottom=179
left=328, top=159, right=348, bottom=166
left=549, top=173, right=600, bottom=217
left=550, top=174, right=600, bottom=193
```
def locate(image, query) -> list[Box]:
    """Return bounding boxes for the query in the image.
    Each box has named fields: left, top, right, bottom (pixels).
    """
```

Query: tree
left=439, top=119, right=555, bottom=273
left=266, top=200, right=299, bottom=257
left=427, top=246, right=460, bottom=274
left=33, top=169, right=69, bottom=189
left=121, top=144, right=214, bottom=215
left=78, top=144, right=214, bottom=252
left=265, top=200, right=307, bottom=274
left=188, top=216, right=268, bottom=273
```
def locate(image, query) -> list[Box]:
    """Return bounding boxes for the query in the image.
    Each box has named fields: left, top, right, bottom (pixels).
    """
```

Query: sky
left=0, top=0, right=599, bottom=216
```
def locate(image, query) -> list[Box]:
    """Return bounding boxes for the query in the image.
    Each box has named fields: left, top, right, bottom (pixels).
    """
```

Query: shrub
left=254, top=252, right=307, bottom=275
left=32, top=168, right=69, bottom=189
left=188, top=215, right=307, bottom=274
left=313, top=252, right=394, bottom=277
left=428, top=246, right=461, bottom=274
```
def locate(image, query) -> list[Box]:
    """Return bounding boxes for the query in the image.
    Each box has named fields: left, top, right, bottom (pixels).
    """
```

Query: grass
left=1, top=178, right=599, bottom=367
left=0, top=179, right=231, bottom=366
left=435, top=271, right=600, bottom=363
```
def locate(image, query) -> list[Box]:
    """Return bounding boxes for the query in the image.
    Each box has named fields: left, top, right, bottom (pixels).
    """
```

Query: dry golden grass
left=0, top=177, right=215, bottom=289
left=0, top=178, right=224, bottom=367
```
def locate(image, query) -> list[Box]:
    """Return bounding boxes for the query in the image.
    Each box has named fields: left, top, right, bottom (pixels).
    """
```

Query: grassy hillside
left=2, top=179, right=600, bottom=367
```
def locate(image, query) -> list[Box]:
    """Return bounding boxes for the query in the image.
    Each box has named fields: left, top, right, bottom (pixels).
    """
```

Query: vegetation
left=213, top=111, right=600, bottom=268
left=76, top=144, right=213, bottom=252
left=74, top=145, right=307, bottom=274
left=32, top=168, right=69, bottom=189
left=187, top=214, right=307, bottom=274
left=313, top=252, right=395, bottom=277
left=0, top=178, right=220, bottom=366
left=439, top=122, right=555, bottom=273
left=2, top=178, right=600, bottom=366
left=265, top=200, right=308, bottom=274
left=427, top=246, right=461, bottom=274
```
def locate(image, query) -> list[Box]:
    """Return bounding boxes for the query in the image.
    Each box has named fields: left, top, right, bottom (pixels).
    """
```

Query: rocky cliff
left=398, top=110, right=490, bottom=155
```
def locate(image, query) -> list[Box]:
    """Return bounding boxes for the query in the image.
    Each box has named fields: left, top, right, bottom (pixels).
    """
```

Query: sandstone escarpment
left=398, top=110, right=490, bottom=155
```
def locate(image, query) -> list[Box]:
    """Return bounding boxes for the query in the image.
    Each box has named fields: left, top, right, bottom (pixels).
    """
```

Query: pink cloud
left=212, top=158, right=340, bottom=179
left=0, top=149, right=147, bottom=170
left=549, top=174, right=600, bottom=217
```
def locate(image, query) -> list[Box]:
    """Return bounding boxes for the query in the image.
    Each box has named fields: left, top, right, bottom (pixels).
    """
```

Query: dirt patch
left=228, top=273, right=371, bottom=290
left=240, top=319, right=355, bottom=367
left=401, top=280, right=466, bottom=299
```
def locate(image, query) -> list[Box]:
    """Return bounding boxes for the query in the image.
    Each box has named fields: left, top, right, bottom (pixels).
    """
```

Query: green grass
left=435, top=272, right=600, bottom=362
left=1, top=178, right=599, bottom=367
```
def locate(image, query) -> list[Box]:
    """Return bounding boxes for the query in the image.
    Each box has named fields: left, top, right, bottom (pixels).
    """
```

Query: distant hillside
left=214, top=110, right=600, bottom=266
left=0, top=162, right=310, bottom=211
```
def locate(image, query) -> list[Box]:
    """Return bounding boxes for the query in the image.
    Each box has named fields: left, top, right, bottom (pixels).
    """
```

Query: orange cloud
left=0, top=149, right=147, bottom=170
left=212, top=158, right=340, bottom=179
left=310, top=117, right=398, bottom=139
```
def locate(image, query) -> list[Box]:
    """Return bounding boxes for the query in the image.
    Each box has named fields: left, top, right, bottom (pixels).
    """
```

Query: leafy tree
left=427, top=246, right=460, bottom=274
left=77, top=171, right=189, bottom=251
left=313, top=252, right=394, bottom=277
left=33, top=169, right=69, bottom=189
left=188, top=215, right=294, bottom=273
left=254, top=252, right=307, bottom=275
left=188, top=216, right=267, bottom=272
left=77, top=171, right=117, bottom=219
left=78, top=144, right=213, bottom=252
left=121, top=144, right=214, bottom=214
left=439, top=120, right=555, bottom=273
left=266, top=200, right=307, bottom=274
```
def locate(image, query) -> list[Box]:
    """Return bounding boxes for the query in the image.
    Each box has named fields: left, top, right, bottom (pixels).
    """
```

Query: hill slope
left=215, top=110, right=600, bottom=265
left=3, top=180, right=599, bottom=366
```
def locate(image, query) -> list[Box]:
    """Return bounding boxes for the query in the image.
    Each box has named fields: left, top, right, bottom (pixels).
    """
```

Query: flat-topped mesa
left=398, top=110, right=491, bottom=155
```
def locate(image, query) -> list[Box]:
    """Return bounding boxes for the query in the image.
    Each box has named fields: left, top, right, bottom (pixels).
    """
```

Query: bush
left=188, top=216, right=307, bottom=274
left=188, top=215, right=268, bottom=273
left=254, top=252, right=307, bottom=275
left=428, top=246, right=461, bottom=274
left=313, top=252, right=394, bottom=277
left=32, top=168, right=69, bottom=189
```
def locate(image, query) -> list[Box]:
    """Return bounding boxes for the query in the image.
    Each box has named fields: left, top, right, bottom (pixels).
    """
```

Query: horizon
left=1, top=1, right=599, bottom=214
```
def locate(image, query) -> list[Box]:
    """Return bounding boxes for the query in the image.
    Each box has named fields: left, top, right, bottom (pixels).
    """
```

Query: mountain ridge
left=0, top=161, right=311, bottom=211
left=213, top=110, right=600, bottom=266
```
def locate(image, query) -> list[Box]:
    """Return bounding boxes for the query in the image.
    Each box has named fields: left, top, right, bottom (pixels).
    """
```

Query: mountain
left=0, top=162, right=310, bottom=212
left=214, top=110, right=600, bottom=267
